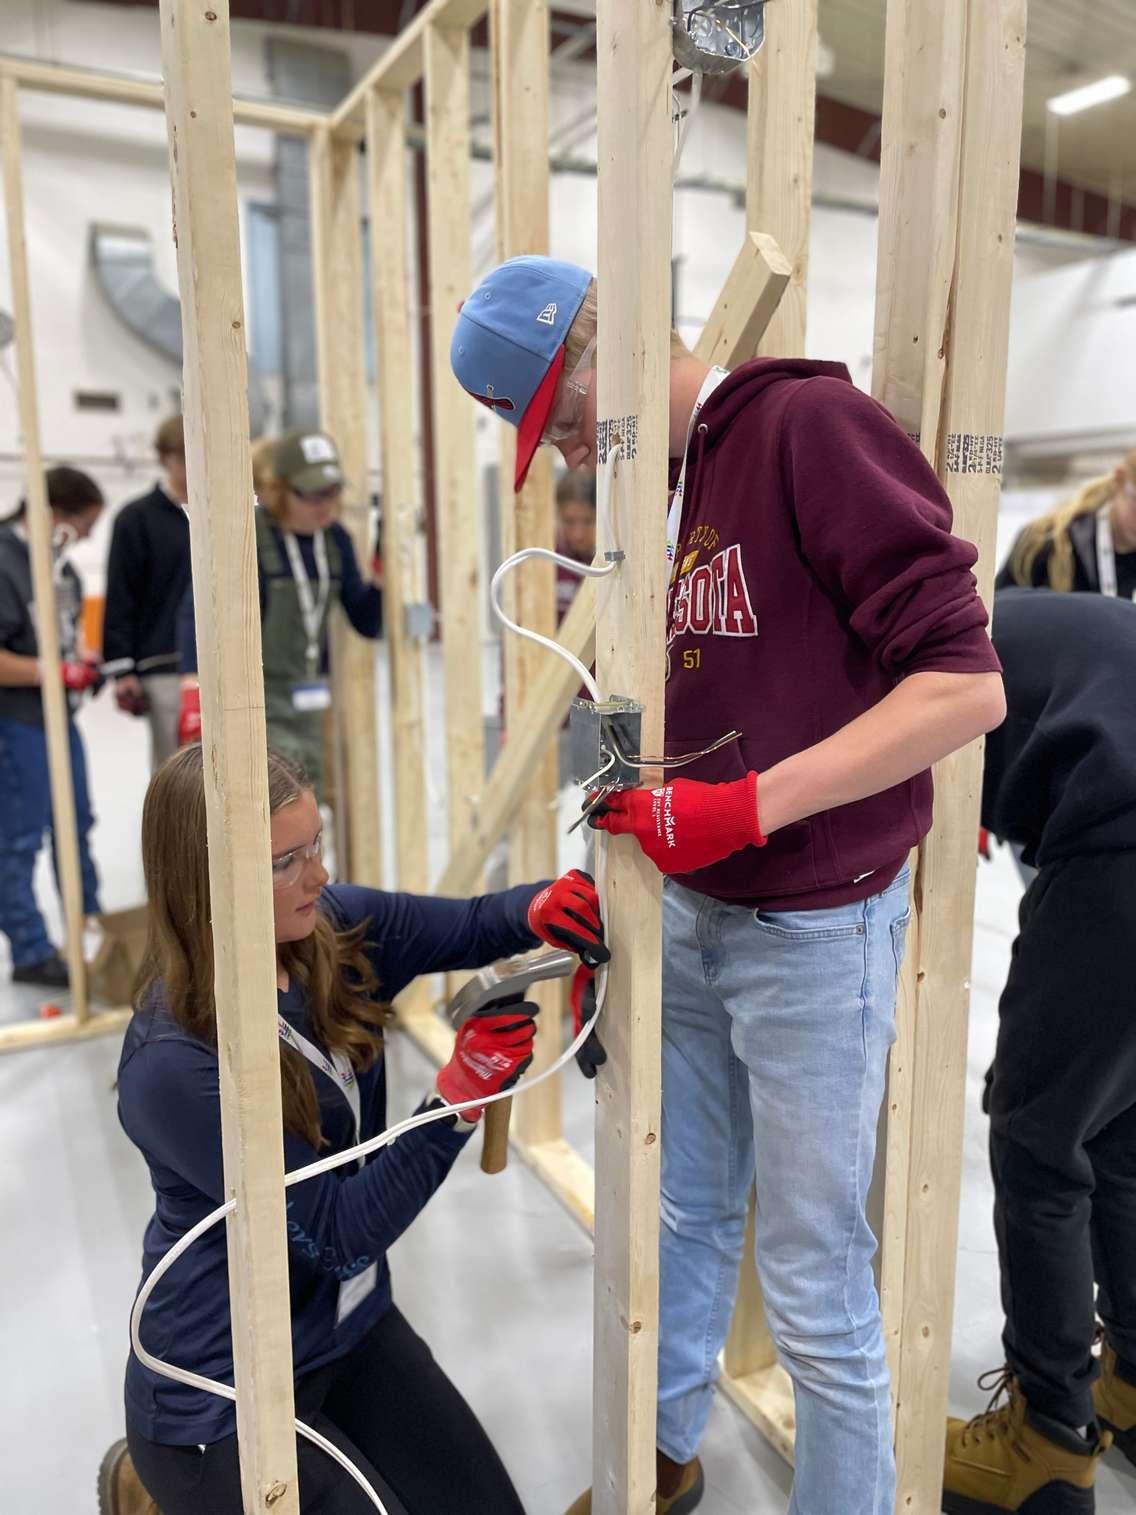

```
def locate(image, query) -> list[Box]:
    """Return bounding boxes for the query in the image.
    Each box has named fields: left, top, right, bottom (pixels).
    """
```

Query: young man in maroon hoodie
left=452, top=257, right=1005, bottom=1515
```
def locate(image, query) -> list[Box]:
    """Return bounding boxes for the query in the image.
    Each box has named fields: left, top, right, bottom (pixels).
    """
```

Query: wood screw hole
left=205, top=9, right=218, bottom=19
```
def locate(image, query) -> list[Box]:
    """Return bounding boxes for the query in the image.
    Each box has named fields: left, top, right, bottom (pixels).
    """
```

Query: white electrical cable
left=130, top=993, right=609, bottom=1515
left=489, top=443, right=623, bottom=704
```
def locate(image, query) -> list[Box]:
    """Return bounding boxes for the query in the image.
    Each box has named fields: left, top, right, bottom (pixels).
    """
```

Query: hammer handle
left=480, top=1097, right=512, bottom=1174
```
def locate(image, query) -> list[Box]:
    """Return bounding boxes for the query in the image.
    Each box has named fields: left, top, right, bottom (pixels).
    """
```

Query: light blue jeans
left=657, top=868, right=911, bottom=1515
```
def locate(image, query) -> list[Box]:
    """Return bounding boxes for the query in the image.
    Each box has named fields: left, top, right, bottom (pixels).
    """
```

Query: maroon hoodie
left=665, top=357, right=1000, bottom=910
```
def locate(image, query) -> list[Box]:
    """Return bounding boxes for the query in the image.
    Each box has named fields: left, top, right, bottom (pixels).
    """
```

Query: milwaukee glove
left=589, top=773, right=766, bottom=875
left=61, top=658, right=104, bottom=696
left=570, top=965, right=607, bottom=1081
left=526, top=868, right=610, bottom=968
left=436, top=996, right=537, bottom=1122
left=177, top=682, right=202, bottom=747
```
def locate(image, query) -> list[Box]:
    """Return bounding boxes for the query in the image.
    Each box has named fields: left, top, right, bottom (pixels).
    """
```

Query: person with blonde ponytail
left=100, top=745, right=609, bottom=1515
left=998, top=450, right=1136, bottom=599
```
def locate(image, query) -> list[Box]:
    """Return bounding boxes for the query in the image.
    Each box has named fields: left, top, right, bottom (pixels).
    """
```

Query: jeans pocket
left=752, top=902, right=866, bottom=943
left=890, top=908, right=912, bottom=977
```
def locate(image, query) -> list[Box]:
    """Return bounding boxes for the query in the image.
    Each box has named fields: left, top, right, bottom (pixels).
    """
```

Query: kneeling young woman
left=111, top=745, right=607, bottom=1515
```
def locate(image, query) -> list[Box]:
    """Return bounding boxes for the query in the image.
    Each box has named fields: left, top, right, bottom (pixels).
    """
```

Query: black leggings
left=127, top=1305, right=526, bottom=1515
left=990, top=854, right=1136, bottom=1427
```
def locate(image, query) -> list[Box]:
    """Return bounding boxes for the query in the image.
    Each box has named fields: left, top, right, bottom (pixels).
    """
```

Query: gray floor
left=1, top=672, right=1132, bottom=1513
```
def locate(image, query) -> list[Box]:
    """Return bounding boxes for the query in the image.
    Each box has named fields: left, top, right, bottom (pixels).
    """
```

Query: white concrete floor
left=1, top=667, right=1132, bottom=1512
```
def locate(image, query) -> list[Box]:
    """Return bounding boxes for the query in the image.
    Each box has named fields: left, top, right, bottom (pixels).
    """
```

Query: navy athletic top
left=117, top=881, right=540, bottom=1445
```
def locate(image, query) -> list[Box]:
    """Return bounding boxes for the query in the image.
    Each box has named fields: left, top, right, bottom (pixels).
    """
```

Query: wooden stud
left=309, top=126, right=383, bottom=887
left=745, top=0, right=818, bottom=357
left=158, top=4, right=300, bottom=1510
left=696, top=231, right=792, bottom=368
left=0, top=1006, right=132, bottom=1055
left=2, top=55, right=327, bottom=132
left=873, top=4, right=1026, bottom=1507
left=0, top=76, right=90, bottom=1020
left=592, top=4, right=670, bottom=1509
left=491, top=0, right=560, bottom=1152
left=720, top=0, right=819, bottom=1431
left=423, top=22, right=485, bottom=866
left=331, top=0, right=490, bottom=140
left=366, top=88, right=430, bottom=896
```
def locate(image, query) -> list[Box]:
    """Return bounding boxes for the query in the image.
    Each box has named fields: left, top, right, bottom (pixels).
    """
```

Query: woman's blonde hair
left=564, top=278, right=691, bottom=371
left=136, top=745, right=391, bottom=1149
left=1007, top=450, right=1136, bottom=592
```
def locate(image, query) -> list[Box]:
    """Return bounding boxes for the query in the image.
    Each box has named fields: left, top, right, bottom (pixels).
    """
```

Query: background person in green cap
left=176, top=429, right=382, bottom=797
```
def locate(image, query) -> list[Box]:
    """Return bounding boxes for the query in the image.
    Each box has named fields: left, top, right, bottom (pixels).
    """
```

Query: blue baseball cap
left=451, top=256, right=592, bottom=490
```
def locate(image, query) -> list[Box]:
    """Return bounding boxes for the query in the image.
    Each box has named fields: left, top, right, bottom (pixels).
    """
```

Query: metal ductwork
left=88, top=221, right=269, bottom=434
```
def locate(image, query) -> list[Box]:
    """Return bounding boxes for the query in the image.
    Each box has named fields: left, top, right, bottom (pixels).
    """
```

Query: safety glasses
left=292, top=484, right=343, bottom=505
left=271, top=832, right=324, bottom=889
left=542, top=337, right=596, bottom=446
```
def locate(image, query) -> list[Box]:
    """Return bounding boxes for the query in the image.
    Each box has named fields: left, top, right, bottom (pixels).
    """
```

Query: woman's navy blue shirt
left=117, top=882, right=540, bottom=1445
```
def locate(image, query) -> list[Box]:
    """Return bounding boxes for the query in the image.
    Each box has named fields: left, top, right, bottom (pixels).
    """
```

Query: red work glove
left=570, top=965, right=607, bottom=1081
left=178, top=683, right=202, bottom=747
left=590, top=773, right=766, bottom=875
left=527, top=868, right=610, bottom=968
left=61, top=658, right=104, bottom=695
left=436, top=996, right=537, bottom=1121
left=978, top=826, right=991, bottom=861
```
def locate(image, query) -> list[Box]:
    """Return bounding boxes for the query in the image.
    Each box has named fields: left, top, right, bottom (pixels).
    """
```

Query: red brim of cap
left=515, top=346, right=566, bottom=492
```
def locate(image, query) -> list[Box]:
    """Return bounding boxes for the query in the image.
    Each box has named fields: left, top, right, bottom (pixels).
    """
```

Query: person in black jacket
left=942, top=589, right=1136, bottom=1513
left=103, top=415, right=192, bottom=767
left=0, top=467, right=105, bottom=987
left=996, top=448, right=1136, bottom=599
left=98, top=743, right=609, bottom=1515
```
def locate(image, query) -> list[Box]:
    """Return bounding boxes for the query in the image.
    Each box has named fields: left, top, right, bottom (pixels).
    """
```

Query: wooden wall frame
left=0, top=2, right=1028, bottom=1510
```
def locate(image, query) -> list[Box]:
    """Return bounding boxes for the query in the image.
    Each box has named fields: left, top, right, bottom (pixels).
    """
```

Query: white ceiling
left=818, top=0, right=1136, bottom=205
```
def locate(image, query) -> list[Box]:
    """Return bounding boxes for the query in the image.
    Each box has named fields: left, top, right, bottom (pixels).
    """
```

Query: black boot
left=11, top=953, right=69, bottom=987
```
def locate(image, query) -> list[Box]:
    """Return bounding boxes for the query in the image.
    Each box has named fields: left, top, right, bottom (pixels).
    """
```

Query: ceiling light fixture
left=1047, top=75, right=1131, bottom=117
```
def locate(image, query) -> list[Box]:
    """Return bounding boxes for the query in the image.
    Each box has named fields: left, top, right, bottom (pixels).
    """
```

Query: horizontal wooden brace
left=0, top=55, right=328, bottom=133
left=0, top=1006, right=132, bottom=1055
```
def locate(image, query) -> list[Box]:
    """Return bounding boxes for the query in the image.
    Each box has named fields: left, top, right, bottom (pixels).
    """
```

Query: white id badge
left=336, top=1261, right=378, bottom=1326
left=291, top=680, right=332, bottom=713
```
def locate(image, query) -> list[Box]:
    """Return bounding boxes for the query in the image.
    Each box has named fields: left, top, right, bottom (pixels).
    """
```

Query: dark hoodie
left=664, top=357, right=1000, bottom=910
left=982, top=589, right=1136, bottom=867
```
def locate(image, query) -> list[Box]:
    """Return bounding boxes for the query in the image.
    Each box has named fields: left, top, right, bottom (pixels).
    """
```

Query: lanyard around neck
left=283, top=529, right=331, bottom=672
left=666, top=366, right=729, bottom=567
left=278, top=1013, right=363, bottom=1167
left=1093, top=505, right=1136, bottom=601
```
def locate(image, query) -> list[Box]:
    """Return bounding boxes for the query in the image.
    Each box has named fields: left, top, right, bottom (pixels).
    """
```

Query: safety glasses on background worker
left=271, top=833, right=324, bottom=888
left=541, top=337, right=596, bottom=446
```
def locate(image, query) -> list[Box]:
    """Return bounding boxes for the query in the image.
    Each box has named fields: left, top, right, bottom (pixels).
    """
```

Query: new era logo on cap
left=451, top=256, right=592, bottom=491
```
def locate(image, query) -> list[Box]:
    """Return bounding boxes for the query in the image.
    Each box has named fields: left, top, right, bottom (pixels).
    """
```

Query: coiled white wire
left=488, top=443, right=623, bottom=704
left=134, top=441, right=624, bottom=1511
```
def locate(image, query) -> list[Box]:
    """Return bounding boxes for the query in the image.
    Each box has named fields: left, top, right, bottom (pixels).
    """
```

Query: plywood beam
left=423, top=21, right=485, bottom=865
left=592, top=3, right=669, bottom=1509
left=310, top=126, right=382, bottom=886
left=158, top=4, right=299, bottom=1510
left=491, top=0, right=560, bottom=1150
left=0, top=76, right=90, bottom=1020
left=745, top=0, right=817, bottom=357
left=0, top=54, right=327, bottom=132
left=366, top=88, right=430, bottom=895
left=872, top=2, right=1026, bottom=1508
left=331, top=0, right=490, bottom=140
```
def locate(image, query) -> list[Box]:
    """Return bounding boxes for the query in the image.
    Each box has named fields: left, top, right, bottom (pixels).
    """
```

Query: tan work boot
left=942, top=1370, right=1110, bottom=1514
left=564, top=1451, right=704, bottom=1514
left=97, top=1439, right=161, bottom=1515
left=1093, top=1338, right=1136, bottom=1468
